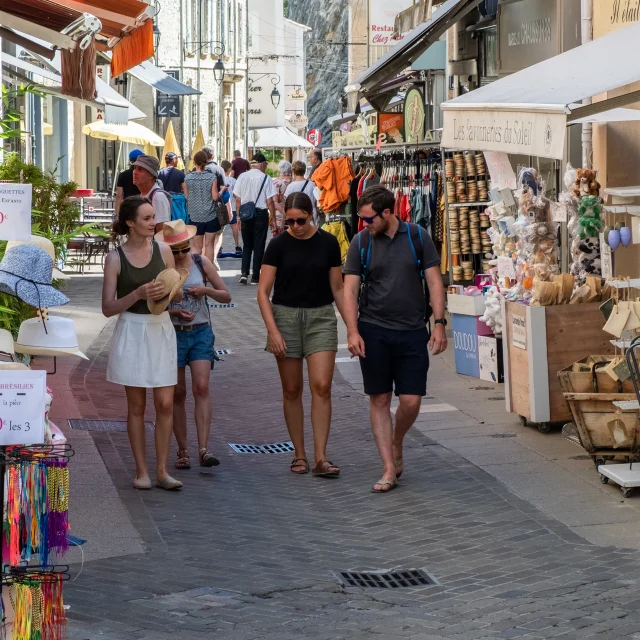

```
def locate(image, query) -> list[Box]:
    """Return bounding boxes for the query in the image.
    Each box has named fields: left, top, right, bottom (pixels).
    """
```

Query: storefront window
left=480, top=28, right=498, bottom=81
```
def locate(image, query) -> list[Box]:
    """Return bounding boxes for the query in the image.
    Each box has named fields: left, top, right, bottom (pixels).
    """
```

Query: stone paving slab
left=57, top=261, right=640, bottom=639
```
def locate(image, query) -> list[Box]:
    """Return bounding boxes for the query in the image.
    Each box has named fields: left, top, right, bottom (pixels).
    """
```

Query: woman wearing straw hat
left=157, top=220, right=231, bottom=469
left=102, top=195, right=186, bottom=491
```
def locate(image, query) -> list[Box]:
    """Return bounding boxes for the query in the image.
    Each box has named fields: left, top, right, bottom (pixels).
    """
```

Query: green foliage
left=1, top=85, right=44, bottom=140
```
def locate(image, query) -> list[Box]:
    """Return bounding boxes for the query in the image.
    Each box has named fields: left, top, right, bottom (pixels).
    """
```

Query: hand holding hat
left=147, top=268, right=189, bottom=314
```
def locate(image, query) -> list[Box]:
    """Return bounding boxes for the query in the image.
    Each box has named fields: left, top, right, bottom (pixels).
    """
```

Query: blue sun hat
left=0, top=244, right=69, bottom=308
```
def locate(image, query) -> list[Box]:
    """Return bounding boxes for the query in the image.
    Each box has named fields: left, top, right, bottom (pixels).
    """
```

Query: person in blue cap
left=115, top=149, right=145, bottom=214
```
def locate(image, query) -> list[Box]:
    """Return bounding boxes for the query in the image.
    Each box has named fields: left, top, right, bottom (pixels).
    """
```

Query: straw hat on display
left=0, top=245, right=69, bottom=308
left=15, top=316, right=87, bottom=359
left=0, top=362, right=29, bottom=370
left=147, top=268, right=189, bottom=315
left=154, top=220, right=197, bottom=246
left=6, top=236, right=69, bottom=280
left=0, top=329, right=15, bottom=356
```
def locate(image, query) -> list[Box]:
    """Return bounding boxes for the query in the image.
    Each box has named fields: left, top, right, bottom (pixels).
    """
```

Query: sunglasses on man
left=357, top=211, right=381, bottom=225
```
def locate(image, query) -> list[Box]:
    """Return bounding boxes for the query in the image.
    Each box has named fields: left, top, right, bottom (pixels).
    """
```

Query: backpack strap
left=255, top=175, right=268, bottom=204
left=357, top=229, right=372, bottom=281
left=192, top=253, right=207, bottom=286
left=406, top=222, right=424, bottom=277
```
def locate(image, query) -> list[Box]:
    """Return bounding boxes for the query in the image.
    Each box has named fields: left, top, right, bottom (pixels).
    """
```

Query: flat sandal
left=290, top=458, right=309, bottom=474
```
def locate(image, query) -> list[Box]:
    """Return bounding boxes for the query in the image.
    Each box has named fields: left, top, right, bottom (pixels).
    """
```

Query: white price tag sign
left=497, top=256, right=516, bottom=281
left=511, top=315, right=527, bottom=350
left=484, top=152, right=517, bottom=190
left=599, top=232, right=613, bottom=279
left=551, top=202, right=567, bottom=223
left=0, top=370, right=46, bottom=445
left=0, top=183, right=32, bottom=241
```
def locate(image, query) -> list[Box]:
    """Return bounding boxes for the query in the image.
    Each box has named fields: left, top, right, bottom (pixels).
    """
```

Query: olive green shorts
left=267, top=304, right=338, bottom=359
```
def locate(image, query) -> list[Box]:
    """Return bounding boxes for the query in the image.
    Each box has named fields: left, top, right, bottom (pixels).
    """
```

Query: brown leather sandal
left=312, top=459, right=340, bottom=477
left=175, top=449, right=191, bottom=469
left=290, top=458, right=309, bottom=474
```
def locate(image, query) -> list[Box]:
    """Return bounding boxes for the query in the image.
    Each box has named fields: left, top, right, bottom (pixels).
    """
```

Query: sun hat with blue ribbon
left=0, top=244, right=69, bottom=309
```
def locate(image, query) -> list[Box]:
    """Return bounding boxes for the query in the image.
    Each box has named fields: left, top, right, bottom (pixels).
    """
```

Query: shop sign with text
left=441, top=109, right=566, bottom=159
left=379, top=113, right=404, bottom=143
left=369, top=0, right=413, bottom=45
left=0, top=184, right=32, bottom=241
left=404, top=88, right=425, bottom=144
left=594, top=0, right=640, bottom=37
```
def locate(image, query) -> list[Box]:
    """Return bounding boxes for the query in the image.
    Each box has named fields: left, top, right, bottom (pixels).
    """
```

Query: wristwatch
left=434, top=318, right=447, bottom=327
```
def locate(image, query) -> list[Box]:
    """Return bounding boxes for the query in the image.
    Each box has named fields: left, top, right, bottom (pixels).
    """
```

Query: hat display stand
left=0, top=246, right=78, bottom=638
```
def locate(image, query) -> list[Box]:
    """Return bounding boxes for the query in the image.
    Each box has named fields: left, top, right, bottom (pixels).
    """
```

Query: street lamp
left=213, top=57, right=225, bottom=86
left=270, top=86, right=281, bottom=109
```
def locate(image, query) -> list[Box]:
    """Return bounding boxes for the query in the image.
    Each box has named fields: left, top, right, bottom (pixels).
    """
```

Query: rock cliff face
left=288, top=0, right=347, bottom=146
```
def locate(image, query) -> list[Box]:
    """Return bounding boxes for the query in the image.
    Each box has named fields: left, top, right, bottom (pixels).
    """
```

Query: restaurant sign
left=441, top=109, right=567, bottom=159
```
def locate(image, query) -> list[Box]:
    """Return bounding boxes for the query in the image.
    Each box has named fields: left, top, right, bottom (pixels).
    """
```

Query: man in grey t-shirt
left=343, top=185, right=447, bottom=494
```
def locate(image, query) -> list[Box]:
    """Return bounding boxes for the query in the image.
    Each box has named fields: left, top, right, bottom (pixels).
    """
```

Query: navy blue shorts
left=230, top=211, right=237, bottom=225
left=358, top=321, right=429, bottom=396
left=195, top=218, right=221, bottom=235
left=175, top=323, right=215, bottom=367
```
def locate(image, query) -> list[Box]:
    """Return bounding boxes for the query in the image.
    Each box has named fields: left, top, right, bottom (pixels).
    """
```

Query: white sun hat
left=0, top=329, right=15, bottom=356
left=15, top=316, right=88, bottom=360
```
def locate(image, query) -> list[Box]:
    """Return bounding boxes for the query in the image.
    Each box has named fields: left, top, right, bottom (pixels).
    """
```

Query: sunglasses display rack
left=443, top=151, right=492, bottom=283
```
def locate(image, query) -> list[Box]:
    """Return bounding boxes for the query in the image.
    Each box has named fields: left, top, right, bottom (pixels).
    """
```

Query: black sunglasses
left=285, top=217, right=309, bottom=227
left=171, top=247, right=191, bottom=255
left=357, top=212, right=381, bottom=224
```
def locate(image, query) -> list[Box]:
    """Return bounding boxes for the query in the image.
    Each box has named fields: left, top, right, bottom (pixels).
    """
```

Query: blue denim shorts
left=175, top=323, right=215, bottom=367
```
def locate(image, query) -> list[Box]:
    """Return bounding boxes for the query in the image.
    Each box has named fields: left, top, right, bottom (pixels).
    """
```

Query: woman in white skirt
left=102, top=195, right=184, bottom=490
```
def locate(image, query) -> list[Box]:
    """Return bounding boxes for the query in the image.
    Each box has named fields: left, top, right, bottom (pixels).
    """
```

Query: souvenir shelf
left=443, top=151, right=492, bottom=283
left=0, top=444, right=72, bottom=639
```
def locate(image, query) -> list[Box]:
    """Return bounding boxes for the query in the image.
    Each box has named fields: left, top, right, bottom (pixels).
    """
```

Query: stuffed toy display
left=566, top=165, right=602, bottom=285
left=479, top=286, right=505, bottom=336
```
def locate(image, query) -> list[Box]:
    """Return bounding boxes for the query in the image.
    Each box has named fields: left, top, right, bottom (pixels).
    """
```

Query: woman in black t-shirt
left=258, top=192, right=346, bottom=478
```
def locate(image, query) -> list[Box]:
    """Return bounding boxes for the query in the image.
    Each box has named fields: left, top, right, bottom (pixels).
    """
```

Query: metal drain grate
left=216, top=349, right=232, bottom=356
left=210, top=303, right=236, bottom=309
left=338, top=570, right=435, bottom=589
left=492, top=433, right=516, bottom=438
left=68, top=419, right=154, bottom=432
left=228, top=442, right=295, bottom=454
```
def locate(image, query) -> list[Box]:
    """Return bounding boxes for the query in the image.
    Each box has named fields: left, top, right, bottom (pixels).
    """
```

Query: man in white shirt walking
left=233, top=153, right=277, bottom=285
left=284, top=161, right=318, bottom=224
left=132, top=155, right=171, bottom=232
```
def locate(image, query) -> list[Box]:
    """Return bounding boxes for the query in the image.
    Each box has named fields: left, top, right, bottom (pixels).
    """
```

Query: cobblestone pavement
left=64, top=261, right=640, bottom=640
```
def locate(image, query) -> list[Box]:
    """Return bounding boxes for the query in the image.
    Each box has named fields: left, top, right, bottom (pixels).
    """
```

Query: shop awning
left=569, top=108, right=640, bottom=125
left=101, top=52, right=200, bottom=95
left=250, top=127, right=313, bottom=149
left=441, top=20, right=640, bottom=159
left=82, top=120, right=163, bottom=145
left=2, top=51, right=145, bottom=122
left=352, top=0, right=482, bottom=95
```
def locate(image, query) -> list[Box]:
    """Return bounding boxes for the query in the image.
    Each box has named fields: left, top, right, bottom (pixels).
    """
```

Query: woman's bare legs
left=153, top=385, right=175, bottom=480
left=306, top=351, right=337, bottom=468
left=125, top=386, right=148, bottom=479
left=276, top=357, right=306, bottom=470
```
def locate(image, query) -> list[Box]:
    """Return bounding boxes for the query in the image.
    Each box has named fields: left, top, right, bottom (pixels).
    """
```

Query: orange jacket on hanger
left=312, top=157, right=354, bottom=213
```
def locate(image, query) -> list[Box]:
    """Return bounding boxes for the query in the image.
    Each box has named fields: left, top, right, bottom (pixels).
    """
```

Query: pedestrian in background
left=115, top=149, right=143, bottom=214
left=159, top=152, right=185, bottom=194
left=157, top=220, right=231, bottom=469
left=273, top=160, right=293, bottom=235
left=233, top=153, right=277, bottom=285
left=221, top=160, right=242, bottom=254
left=306, top=150, right=322, bottom=179
left=232, top=149, right=250, bottom=179
left=184, top=150, right=220, bottom=263
left=257, top=192, right=345, bottom=478
left=102, top=196, right=184, bottom=491
left=343, top=186, right=447, bottom=494
left=132, top=155, right=172, bottom=233
left=284, top=161, right=318, bottom=224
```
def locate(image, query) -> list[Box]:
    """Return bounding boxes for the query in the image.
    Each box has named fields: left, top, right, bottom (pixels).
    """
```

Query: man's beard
left=370, top=217, right=389, bottom=236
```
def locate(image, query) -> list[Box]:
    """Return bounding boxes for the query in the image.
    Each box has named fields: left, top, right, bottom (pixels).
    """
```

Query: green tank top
left=116, top=240, right=166, bottom=314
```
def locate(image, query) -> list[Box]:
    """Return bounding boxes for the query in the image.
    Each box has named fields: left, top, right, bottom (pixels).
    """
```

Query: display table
left=502, top=301, right=614, bottom=431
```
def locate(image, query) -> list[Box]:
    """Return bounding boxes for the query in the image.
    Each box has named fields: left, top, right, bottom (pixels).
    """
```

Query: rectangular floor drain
left=210, top=303, right=236, bottom=309
left=216, top=349, right=232, bottom=356
left=228, top=442, right=294, bottom=454
left=338, top=570, right=435, bottom=589
left=68, top=419, right=154, bottom=432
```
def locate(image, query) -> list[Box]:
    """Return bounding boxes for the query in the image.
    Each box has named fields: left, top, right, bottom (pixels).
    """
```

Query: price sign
left=0, top=184, right=32, bottom=241
left=307, top=129, right=322, bottom=146
left=484, top=152, right=517, bottom=190
left=497, top=256, right=516, bottom=281
left=0, top=370, right=46, bottom=445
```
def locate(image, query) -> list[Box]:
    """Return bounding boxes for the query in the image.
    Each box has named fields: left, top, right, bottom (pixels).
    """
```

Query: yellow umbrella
left=160, top=122, right=185, bottom=170
left=81, top=120, right=164, bottom=146
left=187, top=126, right=206, bottom=171
left=143, top=142, right=158, bottom=159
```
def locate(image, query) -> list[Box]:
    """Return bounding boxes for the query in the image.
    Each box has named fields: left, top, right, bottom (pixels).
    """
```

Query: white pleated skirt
left=107, top=312, right=177, bottom=388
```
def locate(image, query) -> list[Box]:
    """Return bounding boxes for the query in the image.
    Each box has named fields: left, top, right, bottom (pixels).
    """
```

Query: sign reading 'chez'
left=595, top=0, right=640, bottom=37
left=441, top=110, right=566, bottom=159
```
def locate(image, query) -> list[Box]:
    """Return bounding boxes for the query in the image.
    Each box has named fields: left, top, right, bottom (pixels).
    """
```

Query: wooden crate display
left=558, top=358, right=639, bottom=453
left=503, top=301, right=614, bottom=424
